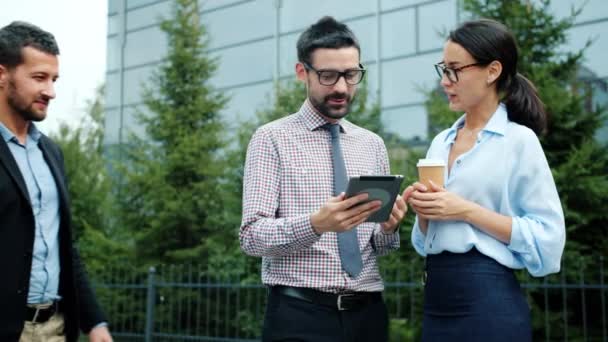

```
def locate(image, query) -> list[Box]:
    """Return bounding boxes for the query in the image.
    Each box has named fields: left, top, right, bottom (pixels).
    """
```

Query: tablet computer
left=345, top=175, right=404, bottom=223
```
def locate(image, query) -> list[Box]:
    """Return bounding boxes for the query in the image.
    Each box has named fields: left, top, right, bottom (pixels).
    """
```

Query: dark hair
left=449, top=19, right=546, bottom=135
left=0, top=21, right=60, bottom=68
left=297, top=16, right=360, bottom=66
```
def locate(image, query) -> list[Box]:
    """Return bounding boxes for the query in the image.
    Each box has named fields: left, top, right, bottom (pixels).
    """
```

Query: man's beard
left=7, top=79, right=46, bottom=122
left=309, top=91, right=356, bottom=120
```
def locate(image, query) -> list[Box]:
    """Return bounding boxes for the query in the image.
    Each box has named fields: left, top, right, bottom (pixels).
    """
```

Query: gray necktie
left=327, top=123, right=363, bottom=277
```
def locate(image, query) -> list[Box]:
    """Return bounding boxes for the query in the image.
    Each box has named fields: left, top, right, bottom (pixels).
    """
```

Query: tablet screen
left=345, top=175, right=404, bottom=222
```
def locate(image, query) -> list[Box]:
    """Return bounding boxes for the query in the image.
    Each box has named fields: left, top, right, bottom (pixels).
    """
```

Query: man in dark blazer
left=0, top=22, right=112, bottom=342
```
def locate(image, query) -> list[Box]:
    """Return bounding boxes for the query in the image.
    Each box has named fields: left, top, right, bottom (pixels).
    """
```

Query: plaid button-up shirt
left=240, top=100, right=399, bottom=293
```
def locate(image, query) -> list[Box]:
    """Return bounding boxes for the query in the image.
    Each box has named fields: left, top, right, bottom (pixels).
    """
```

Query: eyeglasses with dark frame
left=434, top=62, right=486, bottom=83
left=302, top=62, right=366, bottom=86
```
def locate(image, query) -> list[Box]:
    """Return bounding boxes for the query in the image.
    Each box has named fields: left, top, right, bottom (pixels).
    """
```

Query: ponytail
left=504, top=73, right=546, bottom=136
left=449, top=19, right=547, bottom=135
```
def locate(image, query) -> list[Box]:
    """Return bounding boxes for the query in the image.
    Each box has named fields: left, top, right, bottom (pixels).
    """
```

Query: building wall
left=104, top=0, right=608, bottom=148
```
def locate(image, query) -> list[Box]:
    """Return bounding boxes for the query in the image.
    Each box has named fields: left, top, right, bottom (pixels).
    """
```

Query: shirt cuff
left=507, top=216, right=532, bottom=254
left=92, top=322, right=108, bottom=330
left=374, top=225, right=400, bottom=247
left=411, top=220, right=427, bottom=256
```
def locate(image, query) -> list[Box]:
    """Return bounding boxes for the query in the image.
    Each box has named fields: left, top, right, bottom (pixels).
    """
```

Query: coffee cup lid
left=417, top=158, right=445, bottom=167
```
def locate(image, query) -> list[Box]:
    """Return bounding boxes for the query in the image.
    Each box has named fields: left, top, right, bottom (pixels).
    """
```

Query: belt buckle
left=337, top=293, right=354, bottom=311
left=29, top=302, right=56, bottom=324
left=31, top=307, right=42, bottom=324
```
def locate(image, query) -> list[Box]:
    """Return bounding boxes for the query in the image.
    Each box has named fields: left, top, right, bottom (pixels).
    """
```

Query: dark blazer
left=0, top=133, right=106, bottom=342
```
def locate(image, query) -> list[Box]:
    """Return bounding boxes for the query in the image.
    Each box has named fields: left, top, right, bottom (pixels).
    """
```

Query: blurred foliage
left=50, top=85, right=132, bottom=274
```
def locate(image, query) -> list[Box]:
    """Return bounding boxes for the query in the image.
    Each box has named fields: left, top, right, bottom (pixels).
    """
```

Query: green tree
left=424, top=0, right=608, bottom=338
left=50, top=85, right=131, bottom=273
left=116, top=0, right=228, bottom=265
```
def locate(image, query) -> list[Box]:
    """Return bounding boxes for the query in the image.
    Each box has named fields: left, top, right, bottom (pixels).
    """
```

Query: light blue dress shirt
left=0, top=122, right=61, bottom=303
left=411, top=104, right=565, bottom=277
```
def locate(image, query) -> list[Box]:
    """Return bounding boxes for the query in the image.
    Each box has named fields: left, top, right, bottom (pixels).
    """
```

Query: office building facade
left=104, top=0, right=608, bottom=150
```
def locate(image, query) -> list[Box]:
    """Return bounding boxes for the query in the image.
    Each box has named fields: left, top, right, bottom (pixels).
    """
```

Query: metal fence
left=93, top=256, right=608, bottom=342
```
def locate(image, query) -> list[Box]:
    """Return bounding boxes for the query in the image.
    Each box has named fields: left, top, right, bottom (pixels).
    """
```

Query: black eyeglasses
left=302, top=62, right=366, bottom=86
left=434, top=62, right=485, bottom=83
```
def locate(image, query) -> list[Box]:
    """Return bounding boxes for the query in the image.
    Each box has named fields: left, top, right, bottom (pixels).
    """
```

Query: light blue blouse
left=411, top=103, right=565, bottom=277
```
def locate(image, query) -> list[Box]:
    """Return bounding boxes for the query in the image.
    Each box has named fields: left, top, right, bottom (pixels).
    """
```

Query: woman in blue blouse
left=407, top=19, right=565, bottom=341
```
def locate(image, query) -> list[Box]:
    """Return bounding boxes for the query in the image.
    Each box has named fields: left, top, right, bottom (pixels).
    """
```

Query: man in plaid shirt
left=240, top=16, right=412, bottom=342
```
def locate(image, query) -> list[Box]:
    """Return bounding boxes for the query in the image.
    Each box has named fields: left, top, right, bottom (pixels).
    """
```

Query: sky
left=0, top=0, right=108, bottom=134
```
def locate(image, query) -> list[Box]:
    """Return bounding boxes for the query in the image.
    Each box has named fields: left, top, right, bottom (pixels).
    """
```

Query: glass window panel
left=279, top=32, right=299, bottom=77
left=124, top=65, right=158, bottom=105
left=381, top=9, right=416, bottom=59
left=280, top=0, right=376, bottom=33
left=381, top=0, right=425, bottom=11
left=203, top=0, right=275, bottom=49
left=104, top=72, right=121, bottom=108
left=200, top=0, right=246, bottom=11
left=347, top=17, right=378, bottom=63
left=564, top=22, right=608, bottom=78
left=590, top=78, right=608, bottom=111
left=108, top=0, right=122, bottom=15
left=418, top=1, right=456, bottom=52
left=124, top=27, right=168, bottom=68
left=211, top=39, right=274, bottom=87
left=107, top=14, right=121, bottom=36
left=222, top=82, right=275, bottom=126
left=127, top=0, right=164, bottom=10
left=551, top=0, right=608, bottom=24
left=123, top=105, right=149, bottom=140
left=364, top=62, right=380, bottom=103
left=581, top=75, right=608, bottom=142
left=103, top=105, right=149, bottom=144
left=596, top=124, right=608, bottom=143
left=103, top=108, right=121, bottom=145
left=381, top=104, right=428, bottom=141
left=126, top=1, right=172, bottom=31
left=106, top=35, right=121, bottom=72
left=381, top=51, right=442, bottom=107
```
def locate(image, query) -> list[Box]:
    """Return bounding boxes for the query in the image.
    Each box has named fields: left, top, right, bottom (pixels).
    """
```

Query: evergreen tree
left=50, top=85, right=130, bottom=273
left=116, top=0, right=228, bottom=265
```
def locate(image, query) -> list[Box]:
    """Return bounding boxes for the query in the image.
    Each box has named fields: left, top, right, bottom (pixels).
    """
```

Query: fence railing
left=93, top=257, right=608, bottom=342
